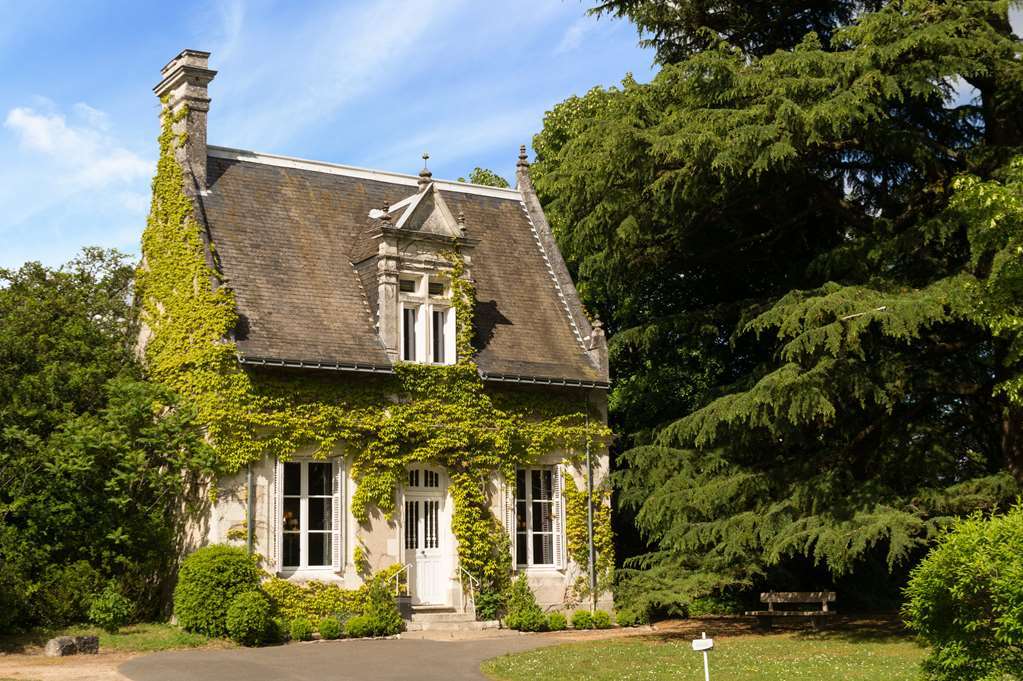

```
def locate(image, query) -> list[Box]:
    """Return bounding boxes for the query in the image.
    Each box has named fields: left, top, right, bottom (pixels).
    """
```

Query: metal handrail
left=459, top=566, right=480, bottom=619
left=393, top=563, right=410, bottom=596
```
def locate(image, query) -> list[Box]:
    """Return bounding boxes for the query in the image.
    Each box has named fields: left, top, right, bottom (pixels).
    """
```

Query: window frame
left=397, top=273, right=455, bottom=366
left=515, top=466, right=556, bottom=568
left=280, top=460, right=337, bottom=573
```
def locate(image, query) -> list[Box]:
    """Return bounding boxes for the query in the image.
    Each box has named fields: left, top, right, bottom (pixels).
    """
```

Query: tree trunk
left=1002, top=404, right=1023, bottom=484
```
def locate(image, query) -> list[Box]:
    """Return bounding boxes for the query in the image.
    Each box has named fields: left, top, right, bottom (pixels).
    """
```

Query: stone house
left=143, top=50, right=611, bottom=618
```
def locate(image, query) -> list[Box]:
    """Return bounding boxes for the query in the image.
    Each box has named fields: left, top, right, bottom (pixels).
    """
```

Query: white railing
left=459, top=566, right=480, bottom=620
left=393, top=563, right=410, bottom=596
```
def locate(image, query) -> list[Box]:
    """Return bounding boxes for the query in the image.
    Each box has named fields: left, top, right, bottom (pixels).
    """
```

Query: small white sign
left=692, top=638, right=714, bottom=652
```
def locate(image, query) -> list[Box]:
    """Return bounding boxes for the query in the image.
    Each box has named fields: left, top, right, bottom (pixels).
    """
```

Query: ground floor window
left=516, top=467, right=555, bottom=566
left=281, top=460, right=334, bottom=569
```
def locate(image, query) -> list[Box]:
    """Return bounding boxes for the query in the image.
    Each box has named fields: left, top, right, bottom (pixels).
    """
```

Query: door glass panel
left=405, top=500, right=419, bottom=550
left=283, top=533, right=300, bottom=567
left=283, top=498, right=300, bottom=531
left=532, top=500, right=551, bottom=532
left=308, top=462, right=331, bottom=495
left=533, top=532, right=552, bottom=565
left=309, top=498, right=331, bottom=531
left=283, top=462, right=301, bottom=495
left=308, top=533, right=330, bottom=566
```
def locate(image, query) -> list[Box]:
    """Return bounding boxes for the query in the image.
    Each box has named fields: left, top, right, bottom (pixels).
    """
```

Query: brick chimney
left=153, top=49, right=216, bottom=195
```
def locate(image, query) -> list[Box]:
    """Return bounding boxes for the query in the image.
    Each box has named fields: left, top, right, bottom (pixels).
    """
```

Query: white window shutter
left=552, top=465, right=565, bottom=570
left=271, top=457, right=283, bottom=574
left=504, top=473, right=516, bottom=567
left=332, top=458, right=343, bottom=573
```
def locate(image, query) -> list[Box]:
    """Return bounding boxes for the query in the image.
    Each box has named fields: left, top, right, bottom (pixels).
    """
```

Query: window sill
left=514, top=565, right=563, bottom=575
left=277, top=568, right=343, bottom=582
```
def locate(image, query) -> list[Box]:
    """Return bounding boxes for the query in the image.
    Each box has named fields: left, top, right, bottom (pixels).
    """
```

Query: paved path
left=119, top=632, right=574, bottom=681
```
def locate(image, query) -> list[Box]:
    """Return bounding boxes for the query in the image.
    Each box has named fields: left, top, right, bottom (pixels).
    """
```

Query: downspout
left=246, top=463, right=255, bottom=555
left=586, top=397, right=597, bottom=613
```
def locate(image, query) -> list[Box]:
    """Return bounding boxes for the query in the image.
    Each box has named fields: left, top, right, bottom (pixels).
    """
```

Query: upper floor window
left=398, top=274, right=455, bottom=365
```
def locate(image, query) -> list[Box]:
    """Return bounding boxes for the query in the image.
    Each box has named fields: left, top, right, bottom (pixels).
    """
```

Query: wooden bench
left=745, top=591, right=836, bottom=630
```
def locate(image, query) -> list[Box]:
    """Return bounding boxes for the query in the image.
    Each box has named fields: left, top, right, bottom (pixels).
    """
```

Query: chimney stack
left=153, top=49, right=216, bottom=194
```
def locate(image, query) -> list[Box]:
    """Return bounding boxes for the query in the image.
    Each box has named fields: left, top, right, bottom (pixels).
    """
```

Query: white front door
left=404, top=467, right=448, bottom=605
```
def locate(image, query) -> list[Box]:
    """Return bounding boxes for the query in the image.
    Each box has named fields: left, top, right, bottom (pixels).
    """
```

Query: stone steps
left=404, top=619, right=501, bottom=632
left=404, top=607, right=501, bottom=632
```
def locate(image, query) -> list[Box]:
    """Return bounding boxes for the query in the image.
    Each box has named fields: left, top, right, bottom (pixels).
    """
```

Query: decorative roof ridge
left=207, top=145, right=524, bottom=200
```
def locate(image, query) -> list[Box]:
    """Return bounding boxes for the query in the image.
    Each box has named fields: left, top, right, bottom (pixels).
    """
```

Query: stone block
left=43, top=636, right=77, bottom=657
left=74, top=635, right=100, bottom=654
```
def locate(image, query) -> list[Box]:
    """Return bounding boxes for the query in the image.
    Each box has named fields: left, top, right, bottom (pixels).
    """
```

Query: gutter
left=236, top=354, right=610, bottom=389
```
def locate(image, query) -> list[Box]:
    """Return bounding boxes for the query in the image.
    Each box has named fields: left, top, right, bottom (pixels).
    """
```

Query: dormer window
left=398, top=273, right=455, bottom=365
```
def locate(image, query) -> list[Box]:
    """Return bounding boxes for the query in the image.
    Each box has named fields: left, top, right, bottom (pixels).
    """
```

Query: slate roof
left=200, top=147, right=606, bottom=386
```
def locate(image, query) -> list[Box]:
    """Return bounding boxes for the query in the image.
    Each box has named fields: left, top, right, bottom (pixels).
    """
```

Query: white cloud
left=4, top=104, right=151, bottom=188
left=555, top=17, right=595, bottom=54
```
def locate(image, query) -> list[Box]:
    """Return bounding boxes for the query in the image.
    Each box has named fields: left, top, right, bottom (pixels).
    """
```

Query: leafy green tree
left=592, top=0, right=883, bottom=61
left=534, top=0, right=1023, bottom=611
left=458, top=167, right=510, bottom=188
left=0, top=250, right=213, bottom=629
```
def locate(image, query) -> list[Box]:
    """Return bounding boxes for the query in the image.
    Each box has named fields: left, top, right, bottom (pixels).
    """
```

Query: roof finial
left=457, top=209, right=466, bottom=236
left=418, top=152, right=433, bottom=191
left=517, top=144, right=529, bottom=169
left=379, top=203, right=391, bottom=224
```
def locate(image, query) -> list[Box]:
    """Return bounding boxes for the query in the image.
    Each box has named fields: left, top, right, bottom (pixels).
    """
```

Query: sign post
left=691, top=631, right=713, bottom=681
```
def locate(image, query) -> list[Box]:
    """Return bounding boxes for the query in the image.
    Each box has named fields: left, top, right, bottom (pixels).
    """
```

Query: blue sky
left=0, top=1, right=655, bottom=269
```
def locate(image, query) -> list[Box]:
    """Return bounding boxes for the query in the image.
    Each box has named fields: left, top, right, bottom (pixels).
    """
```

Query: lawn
left=0, top=622, right=225, bottom=654
left=483, top=628, right=926, bottom=681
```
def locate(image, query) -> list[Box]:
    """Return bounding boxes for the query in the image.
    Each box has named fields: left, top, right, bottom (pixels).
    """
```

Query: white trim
left=208, top=146, right=523, bottom=200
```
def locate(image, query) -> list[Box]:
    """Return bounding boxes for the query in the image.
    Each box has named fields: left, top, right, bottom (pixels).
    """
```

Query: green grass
left=0, top=622, right=225, bottom=654
left=482, top=632, right=927, bottom=681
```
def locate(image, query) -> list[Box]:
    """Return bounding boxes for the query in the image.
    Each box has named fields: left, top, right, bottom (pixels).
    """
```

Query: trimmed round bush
left=592, top=610, right=612, bottom=629
left=345, top=614, right=375, bottom=638
left=226, top=591, right=272, bottom=646
left=174, top=545, right=261, bottom=637
left=318, top=615, right=342, bottom=640
left=88, top=583, right=134, bottom=633
left=904, top=504, right=1023, bottom=681
left=571, top=610, right=593, bottom=629
left=290, top=617, right=314, bottom=641
left=547, top=612, right=567, bottom=631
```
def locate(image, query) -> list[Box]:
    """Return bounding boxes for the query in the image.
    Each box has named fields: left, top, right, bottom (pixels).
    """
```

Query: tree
left=592, top=0, right=885, bottom=62
left=0, top=250, right=213, bottom=629
left=534, top=0, right=1023, bottom=611
left=458, top=167, right=510, bottom=188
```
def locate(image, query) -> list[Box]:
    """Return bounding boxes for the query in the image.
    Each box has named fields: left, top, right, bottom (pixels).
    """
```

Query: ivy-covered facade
left=139, top=50, right=613, bottom=615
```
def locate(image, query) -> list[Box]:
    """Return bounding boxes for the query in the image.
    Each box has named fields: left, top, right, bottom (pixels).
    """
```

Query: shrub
left=592, top=610, right=612, bottom=629
left=688, top=590, right=745, bottom=617
left=318, top=615, right=342, bottom=640
left=904, top=504, right=1023, bottom=681
left=88, top=583, right=134, bottom=633
left=345, top=614, right=375, bottom=638
left=264, top=616, right=289, bottom=644
left=290, top=617, right=315, bottom=641
left=547, top=612, right=567, bottom=631
left=475, top=589, right=504, bottom=621
left=261, top=577, right=364, bottom=622
left=31, top=561, right=104, bottom=628
left=226, top=591, right=272, bottom=646
left=572, top=610, right=593, bottom=629
left=504, top=574, right=546, bottom=631
left=614, top=608, right=648, bottom=628
left=173, top=545, right=261, bottom=637
left=361, top=576, right=403, bottom=636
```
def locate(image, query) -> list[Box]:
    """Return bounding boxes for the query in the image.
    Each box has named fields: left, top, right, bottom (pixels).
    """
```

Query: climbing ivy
left=564, top=474, right=615, bottom=600
left=138, top=103, right=612, bottom=604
